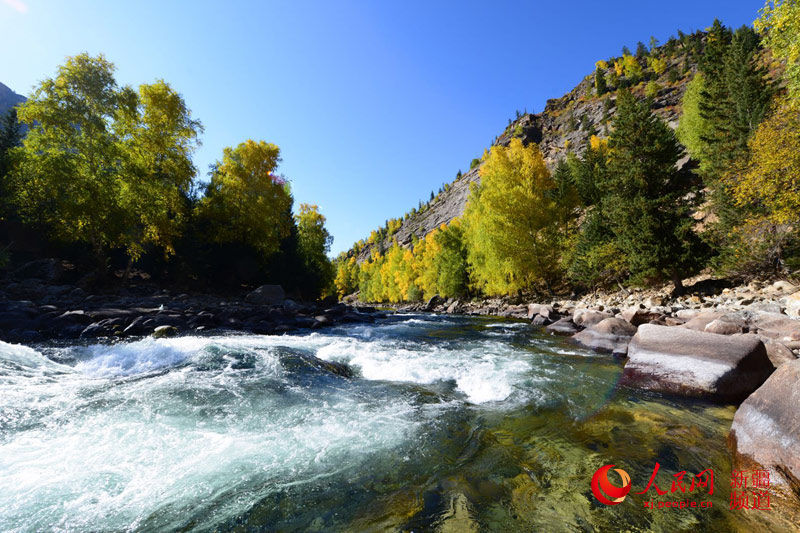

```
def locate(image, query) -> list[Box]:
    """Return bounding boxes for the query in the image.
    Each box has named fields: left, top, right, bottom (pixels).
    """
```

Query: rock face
left=729, top=358, right=800, bottom=491
left=572, top=318, right=637, bottom=355
left=348, top=42, right=700, bottom=264
left=621, top=324, right=774, bottom=401
left=245, top=285, right=285, bottom=306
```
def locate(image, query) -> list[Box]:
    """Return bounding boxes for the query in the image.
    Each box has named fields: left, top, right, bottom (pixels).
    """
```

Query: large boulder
left=753, top=313, right=800, bottom=343
left=785, top=290, right=800, bottom=318
left=729, top=358, right=800, bottom=491
left=14, top=258, right=63, bottom=282
left=704, top=318, right=744, bottom=336
left=572, top=317, right=637, bottom=355
left=245, top=285, right=285, bottom=306
left=528, top=304, right=558, bottom=320
left=681, top=310, right=725, bottom=332
left=573, top=309, right=613, bottom=328
left=545, top=317, right=579, bottom=335
left=621, top=324, right=774, bottom=402
left=425, top=295, right=444, bottom=312
left=620, top=307, right=661, bottom=326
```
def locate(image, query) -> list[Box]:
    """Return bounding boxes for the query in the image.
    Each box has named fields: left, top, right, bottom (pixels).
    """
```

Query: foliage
left=595, top=66, right=608, bottom=96
left=645, top=81, right=661, bottom=98
left=13, top=53, right=201, bottom=267
left=621, top=54, right=643, bottom=83
left=198, top=140, right=293, bottom=258
left=296, top=203, right=335, bottom=297
left=756, top=0, right=800, bottom=103
left=602, top=90, right=706, bottom=288
left=0, top=108, right=22, bottom=219
left=463, top=138, right=568, bottom=295
left=647, top=56, right=668, bottom=75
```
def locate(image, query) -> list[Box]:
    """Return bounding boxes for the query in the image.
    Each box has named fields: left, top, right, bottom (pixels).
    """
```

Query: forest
left=334, top=5, right=800, bottom=303
left=0, top=55, right=335, bottom=298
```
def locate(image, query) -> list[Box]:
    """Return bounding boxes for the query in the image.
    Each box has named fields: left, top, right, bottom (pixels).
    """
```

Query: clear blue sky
left=1, top=0, right=762, bottom=255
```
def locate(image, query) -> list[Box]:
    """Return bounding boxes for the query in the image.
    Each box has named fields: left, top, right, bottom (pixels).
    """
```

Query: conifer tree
left=602, top=90, right=705, bottom=291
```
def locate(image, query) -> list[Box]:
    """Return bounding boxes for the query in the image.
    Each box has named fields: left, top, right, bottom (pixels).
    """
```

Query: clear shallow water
left=0, top=313, right=790, bottom=532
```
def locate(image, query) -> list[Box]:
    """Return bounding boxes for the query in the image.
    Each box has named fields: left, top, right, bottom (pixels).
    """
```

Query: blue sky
left=1, top=0, right=762, bottom=254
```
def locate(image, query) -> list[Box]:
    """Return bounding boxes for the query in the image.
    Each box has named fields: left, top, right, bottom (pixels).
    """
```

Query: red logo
left=591, top=464, right=632, bottom=505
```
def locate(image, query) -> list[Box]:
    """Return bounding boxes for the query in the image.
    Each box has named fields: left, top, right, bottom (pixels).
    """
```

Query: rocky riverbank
left=0, top=263, right=384, bottom=344
left=384, top=276, right=800, bottom=514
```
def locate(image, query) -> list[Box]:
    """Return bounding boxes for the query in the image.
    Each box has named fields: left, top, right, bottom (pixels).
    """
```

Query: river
left=0, top=313, right=787, bottom=531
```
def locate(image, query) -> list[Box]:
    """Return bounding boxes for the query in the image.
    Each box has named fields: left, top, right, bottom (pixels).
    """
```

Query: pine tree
left=602, top=90, right=705, bottom=291
left=595, top=66, right=608, bottom=96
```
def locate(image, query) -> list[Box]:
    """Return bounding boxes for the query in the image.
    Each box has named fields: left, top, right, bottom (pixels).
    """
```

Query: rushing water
left=0, top=313, right=792, bottom=532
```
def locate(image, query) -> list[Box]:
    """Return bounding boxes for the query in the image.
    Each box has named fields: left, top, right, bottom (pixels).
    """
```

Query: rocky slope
left=353, top=44, right=698, bottom=263
left=0, top=81, right=25, bottom=117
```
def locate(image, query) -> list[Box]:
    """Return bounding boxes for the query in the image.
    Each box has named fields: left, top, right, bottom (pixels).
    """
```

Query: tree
left=676, top=73, right=711, bottom=160
left=636, top=41, right=648, bottom=59
left=602, top=90, right=705, bottom=291
left=117, top=80, right=202, bottom=262
left=694, top=23, right=772, bottom=236
left=13, top=54, right=202, bottom=273
left=622, top=54, right=643, bottom=83
left=295, top=203, right=335, bottom=297
left=463, top=139, right=565, bottom=295
left=0, top=108, right=22, bottom=219
left=647, top=56, right=667, bottom=75
left=14, top=54, right=130, bottom=269
left=595, top=66, right=608, bottom=96
left=198, top=140, right=293, bottom=257
left=756, top=0, right=800, bottom=103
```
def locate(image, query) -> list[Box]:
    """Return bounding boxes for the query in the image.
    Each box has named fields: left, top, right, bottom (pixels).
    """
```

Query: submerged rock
left=729, top=358, right=800, bottom=492
left=621, top=324, right=774, bottom=402
left=571, top=317, right=636, bottom=356
left=152, top=325, right=178, bottom=338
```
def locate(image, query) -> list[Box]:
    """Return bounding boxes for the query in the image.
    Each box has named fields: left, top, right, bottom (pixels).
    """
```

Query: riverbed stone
left=572, top=317, right=636, bottom=355
left=620, top=307, right=660, bottom=326
left=152, top=325, right=178, bottom=338
left=545, top=317, right=579, bottom=335
left=573, top=309, right=613, bottom=328
left=785, top=291, right=800, bottom=318
left=681, top=310, right=725, bottom=332
left=729, top=358, right=800, bottom=490
left=528, top=304, right=557, bottom=320
left=245, top=285, right=285, bottom=306
left=704, top=318, right=745, bottom=336
left=621, top=324, right=774, bottom=401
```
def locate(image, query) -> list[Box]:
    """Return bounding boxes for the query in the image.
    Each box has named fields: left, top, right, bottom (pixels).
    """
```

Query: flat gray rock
left=621, top=324, right=774, bottom=401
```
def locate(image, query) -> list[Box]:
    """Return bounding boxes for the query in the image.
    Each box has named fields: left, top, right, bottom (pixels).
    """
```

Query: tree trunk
left=671, top=272, right=686, bottom=296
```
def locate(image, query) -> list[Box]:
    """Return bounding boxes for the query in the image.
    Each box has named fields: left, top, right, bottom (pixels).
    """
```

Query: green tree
left=14, top=54, right=130, bottom=269
left=0, top=108, right=22, bottom=219
left=295, top=203, right=335, bottom=297
left=602, top=90, right=705, bottom=291
left=13, top=54, right=202, bottom=272
left=595, top=66, right=608, bottom=96
left=198, top=139, right=294, bottom=258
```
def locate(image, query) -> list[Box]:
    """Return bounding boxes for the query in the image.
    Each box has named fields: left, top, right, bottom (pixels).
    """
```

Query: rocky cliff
left=352, top=43, right=698, bottom=263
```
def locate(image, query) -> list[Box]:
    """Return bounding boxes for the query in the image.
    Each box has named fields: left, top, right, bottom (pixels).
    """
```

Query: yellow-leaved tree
left=463, top=139, right=565, bottom=295
left=198, top=139, right=293, bottom=258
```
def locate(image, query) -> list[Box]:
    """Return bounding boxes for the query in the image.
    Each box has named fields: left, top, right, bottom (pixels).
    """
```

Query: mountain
left=0, top=82, right=26, bottom=117
left=349, top=38, right=702, bottom=264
